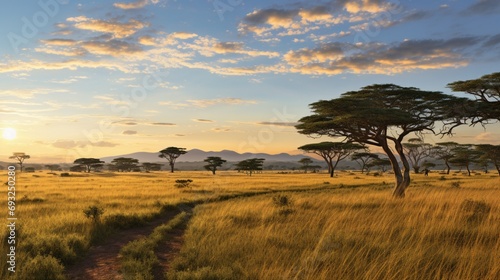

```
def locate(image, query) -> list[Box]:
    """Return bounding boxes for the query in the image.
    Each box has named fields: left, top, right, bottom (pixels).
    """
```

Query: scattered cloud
left=67, top=16, right=149, bottom=39
left=474, top=132, right=500, bottom=144
left=187, top=98, right=257, bottom=108
left=211, top=127, right=231, bottom=132
left=0, top=88, right=69, bottom=99
left=284, top=37, right=479, bottom=75
left=464, top=0, right=500, bottom=15
left=193, top=119, right=215, bottom=123
left=160, top=98, right=257, bottom=108
left=114, top=0, right=149, bottom=10
left=257, top=122, right=299, bottom=127
left=123, top=130, right=138, bottom=135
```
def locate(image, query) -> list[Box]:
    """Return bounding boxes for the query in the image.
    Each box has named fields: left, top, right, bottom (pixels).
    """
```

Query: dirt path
left=65, top=209, right=183, bottom=280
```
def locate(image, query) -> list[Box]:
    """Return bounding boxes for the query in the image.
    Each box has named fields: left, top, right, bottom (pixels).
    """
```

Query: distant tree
left=431, top=142, right=459, bottom=174
left=476, top=144, right=500, bottom=176
left=449, top=145, right=481, bottom=176
left=296, top=84, right=465, bottom=197
left=73, top=158, right=105, bottom=173
left=109, top=157, right=139, bottom=172
left=159, top=147, right=187, bottom=173
left=367, top=158, right=392, bottom=173
left=45, top=164, right=61, bottom=172
left=447, top=72, right=500, bottom=124
left=9, top=152, right=30, bottom=172
left=298, top=158, right=314, bottom=173
left=351, top=152, right=379, bottom=173
left=298, top=142, right=364, bottom=177
left=403, top=138, right=432, bottom=174
left=203, top=156, right=227, bottom=175
left=235, top=158, right=265, bottom=176
left=25, top=167, right=35, bottom=173
left=141, top=162, right=163, bottom=171
left=70, top=165, right=84, bottom=172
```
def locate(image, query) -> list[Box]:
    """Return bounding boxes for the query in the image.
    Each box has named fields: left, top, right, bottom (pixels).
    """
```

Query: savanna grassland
left=1, top=170, right=499, bottom=279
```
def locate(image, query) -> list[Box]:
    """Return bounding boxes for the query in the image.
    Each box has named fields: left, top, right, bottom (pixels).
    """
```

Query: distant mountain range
left=100, top=149, right=317, bottom=163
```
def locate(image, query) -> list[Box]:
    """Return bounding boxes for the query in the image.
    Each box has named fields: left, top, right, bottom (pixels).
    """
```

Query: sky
left=1, top=0, right=499, bottom=163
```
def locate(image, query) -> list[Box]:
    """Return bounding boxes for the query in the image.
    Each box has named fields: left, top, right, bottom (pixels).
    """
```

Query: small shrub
left=60, top=172, right=70, bottom=177
left=272, top=194, right=292, bottom=207
left=17, top=255, right=65, bottom=280
left=450, top=181, right=461, bottom=188
left=439, top=176, right=446, bottom=181
left=175, top=179, right=193, bottom=188
left=323, top=181, right=330, bottom=185
left=84, top=205, right=104, bottom=223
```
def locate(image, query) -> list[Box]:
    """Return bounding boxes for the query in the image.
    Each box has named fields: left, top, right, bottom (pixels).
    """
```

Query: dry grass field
left=1, top=170, right=499, bottom=279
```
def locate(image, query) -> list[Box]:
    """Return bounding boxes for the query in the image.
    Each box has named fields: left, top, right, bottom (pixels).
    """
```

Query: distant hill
left=99, top=149, right=318, bottom=163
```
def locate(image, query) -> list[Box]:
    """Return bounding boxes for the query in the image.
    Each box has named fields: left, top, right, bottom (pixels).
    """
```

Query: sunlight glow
left=2, top=128, right=17, bottom=140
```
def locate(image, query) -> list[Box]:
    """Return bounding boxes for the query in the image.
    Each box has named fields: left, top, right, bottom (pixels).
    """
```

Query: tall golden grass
left=167, top=174, right=499, bottom=280
left=0, top=170, right=498, bottom=279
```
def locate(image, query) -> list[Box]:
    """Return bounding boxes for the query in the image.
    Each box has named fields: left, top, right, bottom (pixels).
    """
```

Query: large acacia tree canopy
left=447, top=72, right=500, bottom=123
left=296, top=84, right=466, bottom=143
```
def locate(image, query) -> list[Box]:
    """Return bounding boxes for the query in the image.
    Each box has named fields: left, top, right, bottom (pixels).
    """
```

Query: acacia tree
left=45, top=164, right=61, bottom=171
left=448, top=72, right=500, bottom=124
left=351, top=152, right=379, bottom=173
left=298, top=158, right=314, bottom=173
left=159, top=147, right=187, bottom=173
left=235, top=158, right=265, bottom=176
left=141, top=162, right=163, bottom=171
left=203, top=156, right=227, bottom=175
left=431, top=142, right=459, bottom=174
left=449, top=145, right=481, bottom=176
left=403, top=138, right=432, bottom=174
left=109, top=157, right=139, bottom=172
left=9, top=152, right=30, bottom=172
left=296, top=84, right=465, bottom=197
left=298, top=142, right=364, bottom=177
left=73, top=158, right=105, bottom=173
left=476, top=144, right=500, bottom=176
left=367, top=158, right=392, bottom=173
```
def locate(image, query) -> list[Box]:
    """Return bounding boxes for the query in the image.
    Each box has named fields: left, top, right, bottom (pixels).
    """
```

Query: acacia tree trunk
left=394, top=140, right=412, bottom=198
left=380, top=140, right=405, bottom=197
left=169, top=162, right=174, bottom=173
left=445, top=161, right=451, bottom=174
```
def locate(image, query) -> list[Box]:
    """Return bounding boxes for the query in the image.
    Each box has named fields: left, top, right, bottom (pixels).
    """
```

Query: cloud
left=123, top=130, right=137, bottom=135
left=92, top=141, right=120, bottom=147
left=160, top=98, right=257, bottom=108
left=112, top=119, right=176, bottom=126
left=138, top=32, right=198, bottom=46
left=52, top=140, right=85, bottom=149
left=343, top=0, right=392, bottom=14
left=51, top=139, right=118, bottom=149
left=151, top=122, right=176, bottom=126
left=193, top=119, right=215, bottom=123
left=67, top=16, right=149, bottom=38
left=187, top=98, right=257, bottom=108
left=284, top=37, right=479, bottom=75
left=238, top=6, right=347, bottom=37
left=81, top=40, right=142, bottom=56
left=114, top=0, right=149, bottom=9
left=483, top=34, right=500, bottom=48
left=41, top=39, right=78, bottom=46
left=257, top=122, right=299, bottom=127
left=474, top=132, right=500, bottom=144
left=211, top=127, right=231, bottom=132
left=0, top=59, right=134, bottom=74
left=464, top=0, right=500, bottom=15
left=0, top=89, right=69, bottom=99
